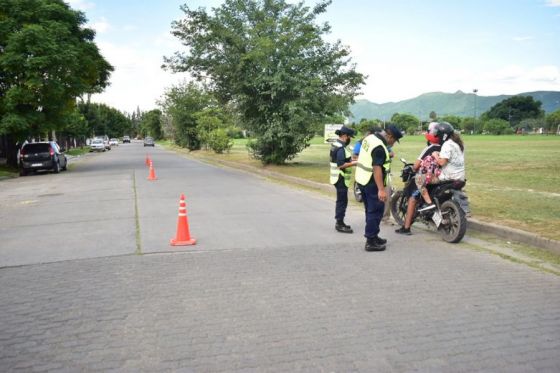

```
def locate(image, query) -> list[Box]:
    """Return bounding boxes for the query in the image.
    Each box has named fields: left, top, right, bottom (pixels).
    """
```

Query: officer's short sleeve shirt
left=336, top=146, right=347, bottom=167
left=371, top=145, right=386, bottom=166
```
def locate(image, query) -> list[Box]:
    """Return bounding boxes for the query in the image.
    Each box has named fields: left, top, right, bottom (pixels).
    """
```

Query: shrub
left=208, top=129, right=233, bottom=153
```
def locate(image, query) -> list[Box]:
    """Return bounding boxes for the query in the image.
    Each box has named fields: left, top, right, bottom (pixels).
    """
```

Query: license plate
left=432, top=210, right=442, bottom=227
left=32, top=163, right=42, bottom=167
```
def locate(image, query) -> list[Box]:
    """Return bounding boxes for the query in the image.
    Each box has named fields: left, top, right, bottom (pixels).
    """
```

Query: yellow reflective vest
left=329, top=141, right=352, bottom=187
left=355, top=134, right=391, bottom=186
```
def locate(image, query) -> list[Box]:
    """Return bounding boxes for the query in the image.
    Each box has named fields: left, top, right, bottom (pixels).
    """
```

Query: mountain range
left=349, top=91, right=560, bottom=121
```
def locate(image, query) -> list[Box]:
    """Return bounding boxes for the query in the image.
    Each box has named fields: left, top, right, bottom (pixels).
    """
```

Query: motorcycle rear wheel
left=438, top=200, right=467, bottom=243
left=390, top=190, right=407, bottom=227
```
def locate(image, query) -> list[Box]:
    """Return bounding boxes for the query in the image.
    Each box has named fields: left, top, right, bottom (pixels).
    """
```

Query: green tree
left=159, top=82, right=214, bottom=150
left=546, top=109, right=560, bottom=133
left=483, top=119, right=511, bottom=135
left=482, top=96, right=544, bottom=127
left=440, top=115, right=463, bottom=131
left=77, top=102, right=132, bottom=138
left=141, top=110, right=163, bottom=140
left=390, top=113, right=419, bottom=134
left=461, top=117, right=476, bottom=134
left=355, top=118, right=383, bottom=136
left=164, top=0, right=364, bottom=164
left=130, top=106, right=143, bottom=138
left=518, top=118, right=546, bottom=132
left=0, top=0, right=113, bottom=166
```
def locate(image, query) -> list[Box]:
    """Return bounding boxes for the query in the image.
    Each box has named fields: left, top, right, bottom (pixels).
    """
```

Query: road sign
left=324, top=124, right=343, bottom=143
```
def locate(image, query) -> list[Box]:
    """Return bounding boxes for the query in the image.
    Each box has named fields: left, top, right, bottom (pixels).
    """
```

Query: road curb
left=467, top=218, right=560, bottom=255
left=186, top=154, right=560, bottom=254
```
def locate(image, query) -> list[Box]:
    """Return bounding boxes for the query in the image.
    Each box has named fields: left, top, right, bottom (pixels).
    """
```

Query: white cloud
left=65, top=0, right=95, bottom=11
left=123, top=25, right=138, bottom=32
left=91, top=41, right=190, bottom=113
left=545, top=0, right=560, bottom=6
left=357, top=63, right=560, bottom=105
left=513, top=36, right=533, bottom=42
left=493, top=65, right=525, bottom=81
left=87, top=17, right=110, bottom=34
left=528, top=65, right=559, bottom=82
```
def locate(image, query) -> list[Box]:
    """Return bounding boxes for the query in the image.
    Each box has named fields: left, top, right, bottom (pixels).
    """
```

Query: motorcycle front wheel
left=438, top=200, right=467, bottom=243
left=390, top=190, right=407, bottom=227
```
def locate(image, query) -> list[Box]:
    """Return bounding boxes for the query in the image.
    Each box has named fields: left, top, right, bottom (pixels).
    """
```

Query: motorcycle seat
left=430, top=179, right=466, bottom=196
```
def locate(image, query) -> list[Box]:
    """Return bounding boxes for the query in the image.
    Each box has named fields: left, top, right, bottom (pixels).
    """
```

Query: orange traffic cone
left=145, top=154, right=151, bottom=167
left=147, top=160, right=157, bottom=181
left=170, top=194, right=196, bottom=246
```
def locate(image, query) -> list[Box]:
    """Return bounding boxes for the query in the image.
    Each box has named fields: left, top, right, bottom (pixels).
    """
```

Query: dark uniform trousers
left=334, top=177, right=348, bottom=222
left=359, top=180, right=384, bottom=238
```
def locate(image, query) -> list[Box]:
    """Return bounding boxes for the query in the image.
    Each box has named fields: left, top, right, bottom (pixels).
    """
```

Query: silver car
left=143, top=137, right=155, bottom=147
left=90, top=139, right=105, bottom=152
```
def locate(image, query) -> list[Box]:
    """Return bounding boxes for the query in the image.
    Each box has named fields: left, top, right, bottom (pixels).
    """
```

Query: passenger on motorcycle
left=418, top=122, right=465, bottom=211
left=394, top=124, right=442, bottom=235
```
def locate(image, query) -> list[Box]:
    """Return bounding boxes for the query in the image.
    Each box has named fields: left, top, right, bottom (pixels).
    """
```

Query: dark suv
left=19, top=142, right=68, bottom=176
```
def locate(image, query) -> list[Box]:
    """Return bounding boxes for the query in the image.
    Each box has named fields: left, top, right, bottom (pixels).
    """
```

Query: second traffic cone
left=147, top=160, right=157, bottom=181
left=170, top=194, right=196, bottom=246
left=145, top=153, right=151, bottom=167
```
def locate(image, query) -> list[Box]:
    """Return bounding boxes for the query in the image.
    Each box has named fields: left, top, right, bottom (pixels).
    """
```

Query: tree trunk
left=4, top=134, right=20, bottom=168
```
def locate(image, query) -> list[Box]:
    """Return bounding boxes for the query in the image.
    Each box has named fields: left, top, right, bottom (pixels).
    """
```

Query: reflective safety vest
left=329, top=141, right=352, bottom=187
left=355, top=134, right=391, bottom=186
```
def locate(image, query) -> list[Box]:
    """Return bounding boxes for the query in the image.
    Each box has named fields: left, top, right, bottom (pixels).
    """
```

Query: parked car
left=90, top=139, right=105, bottom=152
left=122, top=135, right=131, bottom=143
left=19, top=141, right=67, bottom=176
left=109, top=138, right=119, bottom=146
left=143, top=137, right=155, bottom=147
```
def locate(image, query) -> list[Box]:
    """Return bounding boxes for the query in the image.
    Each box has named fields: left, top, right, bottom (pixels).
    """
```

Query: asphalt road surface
left=1, top=141, right=559, bottom=372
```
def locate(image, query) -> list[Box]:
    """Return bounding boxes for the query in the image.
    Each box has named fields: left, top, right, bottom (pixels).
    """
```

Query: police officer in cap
left=355, top=125, right=403, bottom=251
left=330, top=125, right=357, bottom=233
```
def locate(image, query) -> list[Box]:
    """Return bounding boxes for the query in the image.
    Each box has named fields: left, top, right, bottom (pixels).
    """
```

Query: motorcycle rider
left=395, top=123, right=441, bottom=235
left=330, top=125, right=357, bottom=233
left=418, top=122, right=465, bottom=210
left=356, top=125, right=402, bottom=251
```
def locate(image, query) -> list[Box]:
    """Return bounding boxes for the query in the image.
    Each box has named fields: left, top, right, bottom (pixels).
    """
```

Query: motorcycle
left=390, top=159, right=470, bottom=243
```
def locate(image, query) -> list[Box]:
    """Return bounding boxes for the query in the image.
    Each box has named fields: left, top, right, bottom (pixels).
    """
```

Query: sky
left=67, top=0, right=560, bottom=114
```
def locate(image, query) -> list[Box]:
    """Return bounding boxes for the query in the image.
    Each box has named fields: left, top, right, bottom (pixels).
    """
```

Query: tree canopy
left=164, top=0, right=364, bottom=164
left=482, top=96, right=544, bottom=126
left=0, top=0, right=113, bottom=164
left=390, top=113, right=419, bottom=134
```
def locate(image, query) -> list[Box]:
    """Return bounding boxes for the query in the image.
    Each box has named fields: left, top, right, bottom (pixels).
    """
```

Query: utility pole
left=473, top=89, right=478, bottom=134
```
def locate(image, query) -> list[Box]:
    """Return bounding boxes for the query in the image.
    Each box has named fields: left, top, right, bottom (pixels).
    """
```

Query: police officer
left=355, top=125, right=403, bottom=251
left=330, top=125, right=357, bottom=233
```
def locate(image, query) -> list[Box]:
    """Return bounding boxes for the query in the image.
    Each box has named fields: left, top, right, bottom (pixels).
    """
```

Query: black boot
left=373, top=235, right=387, bottom=245
left=365, top=237, right=386, bottom=252
left=335, top=221, right=353, bottom=233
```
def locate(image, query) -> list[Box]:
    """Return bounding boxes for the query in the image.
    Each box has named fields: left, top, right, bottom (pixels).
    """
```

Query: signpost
left=324, top=124, right=343, bottom=143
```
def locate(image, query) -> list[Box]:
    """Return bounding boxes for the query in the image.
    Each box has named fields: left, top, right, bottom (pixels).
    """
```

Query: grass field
left=65, top=147, right=90, bottom=156
left=164, top=135, right=560, bottom=241
left=0, top=164, right=18, bottom=178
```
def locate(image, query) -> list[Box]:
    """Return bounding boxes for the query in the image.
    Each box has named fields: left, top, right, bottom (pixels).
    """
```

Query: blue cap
left=386, top=125, right=403, bottom=143
left=338, top=125, right=355, bottom=137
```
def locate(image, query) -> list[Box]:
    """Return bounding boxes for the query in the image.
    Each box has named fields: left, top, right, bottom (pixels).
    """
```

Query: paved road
left=1, top=142, right=559, bottom=372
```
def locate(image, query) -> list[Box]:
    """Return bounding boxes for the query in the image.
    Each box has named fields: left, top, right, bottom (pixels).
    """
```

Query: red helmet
left=425, top=122, right=440, bottom=144
left=425, top=132, right=439, bottom=144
